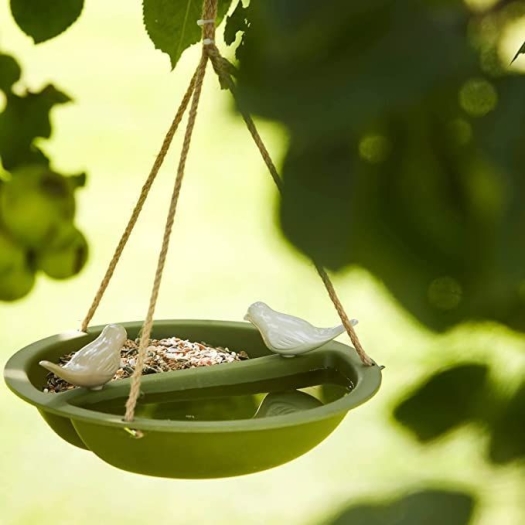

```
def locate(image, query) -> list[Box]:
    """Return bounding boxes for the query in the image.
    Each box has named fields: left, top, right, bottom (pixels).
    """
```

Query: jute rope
left=82, top=0, right=372, bottom=428
left=314, top=263, right=373, bottom=365
left=123, top=55, right=209, bottom=422
left=123, top=1, right=217, bottom=422
left=206, top=45, right=373, bottom=367
left=80, top=69, right=199, bottom=333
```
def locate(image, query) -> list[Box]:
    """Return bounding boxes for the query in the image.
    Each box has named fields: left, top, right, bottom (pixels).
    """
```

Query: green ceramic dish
left=4, top=320, right=382, bottom=479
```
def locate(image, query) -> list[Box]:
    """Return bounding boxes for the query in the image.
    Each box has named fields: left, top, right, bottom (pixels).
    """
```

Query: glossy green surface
left=4, top=320, right=382, bottom=478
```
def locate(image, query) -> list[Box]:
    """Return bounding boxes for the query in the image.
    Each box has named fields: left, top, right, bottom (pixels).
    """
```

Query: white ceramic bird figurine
left=244, top=301, right=358, bottom=357
left=40, top=324, right=127, bottom=390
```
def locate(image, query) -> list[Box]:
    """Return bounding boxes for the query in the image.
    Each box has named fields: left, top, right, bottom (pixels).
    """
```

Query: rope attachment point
left=200, top=0, right=217, bottom=44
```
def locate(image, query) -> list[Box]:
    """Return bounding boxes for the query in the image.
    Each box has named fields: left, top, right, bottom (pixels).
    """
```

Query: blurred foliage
left=487, top=379, right=525, bottom=463
left=0, top=39, right=88, bottom=302
left=227, top=1, right=525, bottom=491
left=0, top=84, right=70, bottom=169
left=393, top=364, right=489, bottom=442
left=324, top=488, right=476, bottom=525
left=394, top=363, right=525, bottom=465
left=1, top=0, right=246, bottom=300
left=511, top=40, right=525, bottom=62
left=234, top=0, right=525, bottom=336
left=1, top=2, right=524, bottom=522
left=224, top=0, right=249, bottom=55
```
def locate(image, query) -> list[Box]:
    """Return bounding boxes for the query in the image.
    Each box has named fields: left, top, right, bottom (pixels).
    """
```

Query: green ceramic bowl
left=4, top=320, right=382, bottom=479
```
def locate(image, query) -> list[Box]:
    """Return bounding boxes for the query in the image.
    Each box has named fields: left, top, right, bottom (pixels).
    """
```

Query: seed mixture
left=43, top=336, right=250, bottom=393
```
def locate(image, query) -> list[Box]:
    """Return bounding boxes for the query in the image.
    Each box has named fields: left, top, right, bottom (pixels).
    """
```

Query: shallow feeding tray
left=4, top=320, right=382, bottom=479
left=4, top=0, right=383, bottom=480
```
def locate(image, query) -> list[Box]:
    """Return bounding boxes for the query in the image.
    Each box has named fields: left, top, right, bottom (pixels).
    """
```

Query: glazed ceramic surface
left=244, top=302, right=358, bottom=356
left=39, top=324, right=127, bottom=390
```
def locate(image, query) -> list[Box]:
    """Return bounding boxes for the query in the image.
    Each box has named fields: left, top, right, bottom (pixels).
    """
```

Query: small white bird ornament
left=40, top=324, right=127, bottom=390
left=244, top=301, right=358, bottom=357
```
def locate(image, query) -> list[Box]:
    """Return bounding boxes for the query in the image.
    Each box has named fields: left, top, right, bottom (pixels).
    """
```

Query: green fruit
left=0, top=165, right=76, bottom=248
left=0, top=228, right=25, bottom=274
left=0, top=264, right=35, bottom=301
left=36, top=224, right=88, bottom=280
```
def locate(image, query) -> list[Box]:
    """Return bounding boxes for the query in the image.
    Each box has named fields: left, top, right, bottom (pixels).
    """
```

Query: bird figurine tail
left=39, top=361, right=99, bottom=391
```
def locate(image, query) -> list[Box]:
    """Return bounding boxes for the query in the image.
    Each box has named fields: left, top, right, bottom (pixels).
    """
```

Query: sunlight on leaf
left=143, top=0, right=232, bottom=69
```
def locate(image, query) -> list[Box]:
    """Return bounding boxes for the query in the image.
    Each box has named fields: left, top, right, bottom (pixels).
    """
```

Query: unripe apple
left=36, top=224, right=88, bottom=280
left=0, top=227, right=25, bottom=274
left=0, top=165, right=76, bottom=248
left=0, top=263, right=35, bottom=301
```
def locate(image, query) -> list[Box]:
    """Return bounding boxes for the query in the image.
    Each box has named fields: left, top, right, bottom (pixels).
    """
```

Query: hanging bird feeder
left=3, top=0, right=382, bottom=479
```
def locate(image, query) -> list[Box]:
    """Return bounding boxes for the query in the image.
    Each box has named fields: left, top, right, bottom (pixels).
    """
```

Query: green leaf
left=0, top=85, right=71, bottom=170
left=393, top=364, right=489, bottom=442
left=10, top=0, right=84, bottom=44
left=278, top=102, right=525, bottom=332
left=325, top=489, right=475, bottom=525
left=279, top=137, right=357, bottom=268
left=0, top=54, right=21, bottom=93
left=237, top=0, right=475, bottom=139
left=68, top=172, right=87, bottom=189
left=224, top=0, right=248, bottom=46
left=234, top=0, right=525, bottom=334
left=143, top=0, right=232, bottom=69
